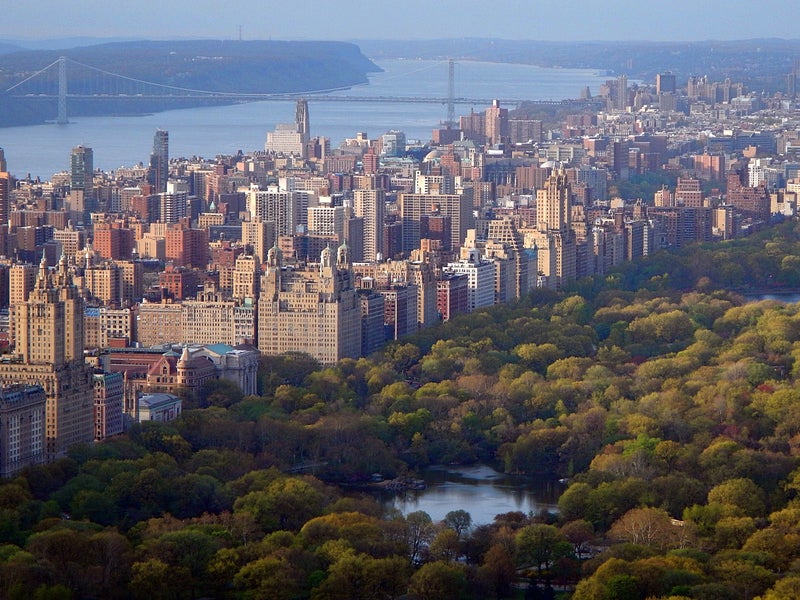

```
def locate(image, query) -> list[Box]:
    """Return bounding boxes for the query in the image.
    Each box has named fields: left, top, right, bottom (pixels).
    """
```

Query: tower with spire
left=0, top=254, right=94, bottom=460
left=258, top=244, right=360, bottom=364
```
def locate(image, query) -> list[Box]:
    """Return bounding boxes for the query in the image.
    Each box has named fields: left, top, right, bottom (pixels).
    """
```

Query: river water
left=386, top=464, right=561, bottom=526
left=0, top=58, right=611, bottom=180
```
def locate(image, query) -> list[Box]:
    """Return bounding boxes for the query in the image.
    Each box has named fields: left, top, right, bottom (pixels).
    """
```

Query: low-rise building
left=137, top=392, right=182, bottom=422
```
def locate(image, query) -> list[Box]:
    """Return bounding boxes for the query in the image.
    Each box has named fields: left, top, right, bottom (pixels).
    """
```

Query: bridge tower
left=57, top=56, right=68, bottom=125
left=446, top=59, right=455, bottom=128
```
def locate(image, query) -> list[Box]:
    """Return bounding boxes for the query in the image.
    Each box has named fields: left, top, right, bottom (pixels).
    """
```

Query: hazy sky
left=2, top=0, right=798, bottom=43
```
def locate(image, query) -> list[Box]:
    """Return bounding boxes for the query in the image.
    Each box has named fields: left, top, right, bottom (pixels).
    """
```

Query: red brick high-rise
left=94, top=222, right=135, bottom=261
left=165, top=223, right=208, bottom=268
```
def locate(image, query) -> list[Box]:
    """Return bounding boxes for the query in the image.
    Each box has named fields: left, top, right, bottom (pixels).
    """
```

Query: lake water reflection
left=746, top=293, right=800, bottom=304
left=385, top=464, right=561, bottom=525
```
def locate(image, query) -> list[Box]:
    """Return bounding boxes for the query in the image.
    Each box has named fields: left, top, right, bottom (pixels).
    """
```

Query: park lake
left=380, top=464, right=561, bottom=525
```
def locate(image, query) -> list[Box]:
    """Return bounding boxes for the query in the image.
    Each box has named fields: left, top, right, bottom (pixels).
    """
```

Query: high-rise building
left=93, top=372, right=124, bottom=441
left=182, top=286, right=237, bottom=346
left=353, top=189, right=385, bottom=261
left=437, top=273, right=469, bottom=321
left=135, top=300, right=184, bottom=346
left=0, top=171, right=10, bottom=228
left=0, top=255, right=94, bottom=460
left=362, top=148, right=379, bottom=174
left=675, top=178, right=705, bottom=208
left=444, top=248, right=496, bottom=312
left=380, top=130, right=406, bottom=157
left=459, top=109, right=486, bottom=144
left=265, top=124, right=306, bottom=157
left=246, top=186, right=300, bottom=236
left=537, top=170, right=572, bottom=233
left=308, top=204, right=346, bottom=243
left=149, top=130, right=169, bottom=194
left=399, top=186, right=474, bottom=254
left=159, top=180, right=189, bottom=224
left=0, top=383, right=46, bottom=477
left=576, top=165, right=609, bottom=203
left=258, top=244, right=361, bottom=364
left=242, top=219, right=276, bottom=263
left=614, top=75, right=628, bottom=111
left=70, top=145, right=94, bottom=224
left=532, top=170, right=577, bottom=290
left=80, top=262, right=123, bottom=305
left=94, top=221, right=135, bottom=261
left=232, top=252, right=260, bottom=301
left=295, top=99, right=310, bottom=142
left=656, top=72, right=676, bottom=94
left=486, top=217, right=536, bottom=299
left=378, top=284, right=418, bottom=340
left=485, top=100, right=509, bottom=146
left=165, top=224, right=208, bottom=268
left=52, top=224, right=86, bottom=259
left=9, top=263, right=37, bottom=337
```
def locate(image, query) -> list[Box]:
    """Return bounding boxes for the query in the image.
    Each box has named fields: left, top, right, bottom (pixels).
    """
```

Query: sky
left=1, top=0, right=798, bottom=44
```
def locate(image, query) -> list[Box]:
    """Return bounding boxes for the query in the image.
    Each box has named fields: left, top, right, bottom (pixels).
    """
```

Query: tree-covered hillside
left=0, top=40, right=380, bottom=126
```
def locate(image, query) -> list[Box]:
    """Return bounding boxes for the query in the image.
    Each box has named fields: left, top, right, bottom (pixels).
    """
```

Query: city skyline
left=2, top=0, right=799, bottom=44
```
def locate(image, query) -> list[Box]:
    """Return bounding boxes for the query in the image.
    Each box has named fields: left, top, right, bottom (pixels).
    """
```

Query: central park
left=5, top=220, right=800, bottom=599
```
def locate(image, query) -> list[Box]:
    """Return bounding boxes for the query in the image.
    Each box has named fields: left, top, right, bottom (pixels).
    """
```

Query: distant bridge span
left=39, top=93, right=566, bottom=106
left=4, top=56, right=583, bottom=123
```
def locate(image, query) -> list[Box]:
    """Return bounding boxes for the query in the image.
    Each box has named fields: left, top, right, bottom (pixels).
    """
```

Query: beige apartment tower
left=258, top=244, right=361, bottom=365
left=353, top=189, right=385, bottom=261
left=533, top=170, right=577, bottom=290
left=0, top=255, right=94, bottom=460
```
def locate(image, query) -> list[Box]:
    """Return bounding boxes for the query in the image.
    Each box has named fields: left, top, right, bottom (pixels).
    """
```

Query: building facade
left=258, top=244, right=361, bottom=364
left=0, top=384, right=46, bottom=478
left=0, top=255, right=94, bottom=460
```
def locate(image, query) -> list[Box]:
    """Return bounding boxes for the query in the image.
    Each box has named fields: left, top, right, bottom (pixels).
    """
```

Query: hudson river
left=0, top=58, right=611, bottom=179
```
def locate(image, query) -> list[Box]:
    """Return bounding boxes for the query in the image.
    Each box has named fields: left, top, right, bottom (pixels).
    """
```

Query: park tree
left=407, top=561, right=468, bottom=600
left=607, top=507, right=687, bottom=551
left=707, top=478, right=767, bottom=518
left=515, top=524, right=570, bottom=577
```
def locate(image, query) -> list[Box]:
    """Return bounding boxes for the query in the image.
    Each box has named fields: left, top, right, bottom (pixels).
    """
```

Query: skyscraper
left=536, top=169, right=572, bottom=233
left=656, top=72, right=676, bottom=94
left=615, top=75, right=628, bottom=111
left=149, top=129, right=169, bottom=194
left=258, top=244, right=361, bottom=364
left=399, top=186, right=474, bottom=254
left=533, top=170, right=577, bottom=289
left=0, top=255, right=94, bottom=460
left=70, top=145, right=94, bottom=224
left=485, top=100, right=509, bottom=146
left=353, top=189, right=385, bottom=261
left=0, top=170, right=10, bottom=228
left=246, top=186, right=300, bottom=236
left=295, top=99, right=310, bottom=142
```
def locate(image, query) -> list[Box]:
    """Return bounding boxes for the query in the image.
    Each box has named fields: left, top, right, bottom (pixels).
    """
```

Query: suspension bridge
left=3, top=56, right=569, bottom=124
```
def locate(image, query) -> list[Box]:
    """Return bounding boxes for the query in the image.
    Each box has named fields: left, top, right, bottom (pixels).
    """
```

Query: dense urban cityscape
left=2, top=60, right=800, bottom=474
left=4, top=35, right=800, bottom=597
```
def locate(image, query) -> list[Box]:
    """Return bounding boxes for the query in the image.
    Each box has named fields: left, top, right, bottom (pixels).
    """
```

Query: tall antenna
left=447, top=59, right=455, bottom=128
left=238, top=25, right=243, bottom=41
